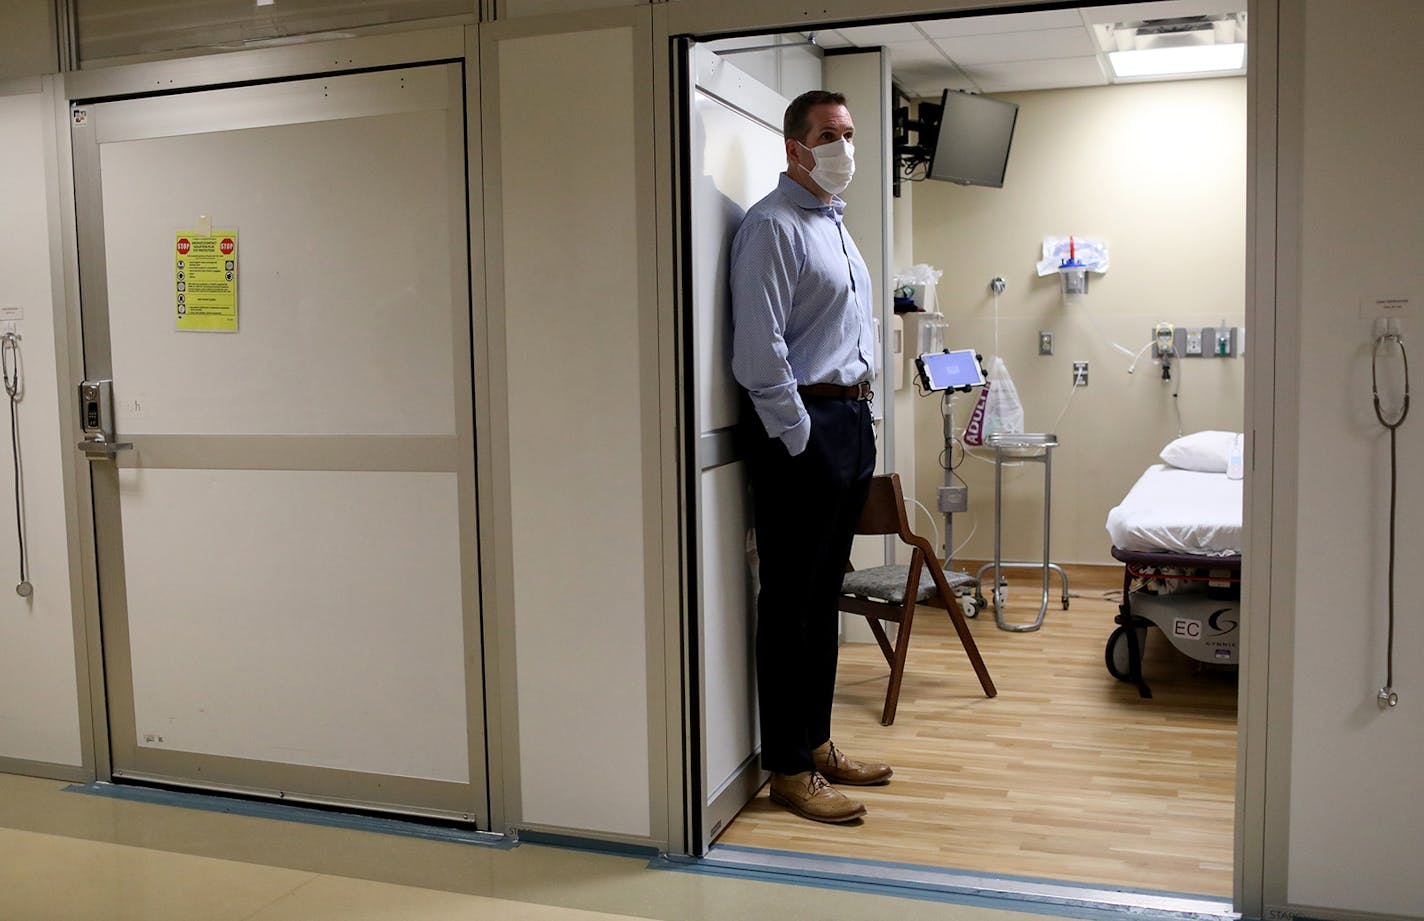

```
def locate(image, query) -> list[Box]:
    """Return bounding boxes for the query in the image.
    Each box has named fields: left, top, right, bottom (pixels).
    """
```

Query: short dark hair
left=783, top=90, right=847, bottom=142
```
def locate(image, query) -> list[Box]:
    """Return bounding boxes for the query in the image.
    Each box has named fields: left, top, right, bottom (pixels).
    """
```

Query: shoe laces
left=806, top=771, right=832, bottom=796
left=822, top=741, right=847, bottom=771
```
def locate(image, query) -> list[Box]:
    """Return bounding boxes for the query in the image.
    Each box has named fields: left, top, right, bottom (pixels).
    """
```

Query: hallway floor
left=0, top=772, right=1059, bottom=921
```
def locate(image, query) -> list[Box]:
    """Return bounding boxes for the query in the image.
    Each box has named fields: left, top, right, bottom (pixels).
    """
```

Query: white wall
left=1277, top=1, right=1424, bottom=916
left=0, top=85, right=84, bottom=772
left=912, top=78, right=1247, bottom=565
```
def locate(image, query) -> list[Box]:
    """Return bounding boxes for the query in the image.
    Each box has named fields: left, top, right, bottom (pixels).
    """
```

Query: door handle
left=78, top=436, right=132, bottom=461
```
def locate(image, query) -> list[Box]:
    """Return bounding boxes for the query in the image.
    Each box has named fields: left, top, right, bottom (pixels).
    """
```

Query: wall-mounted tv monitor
left=919, top=90, right=1019, bottom=189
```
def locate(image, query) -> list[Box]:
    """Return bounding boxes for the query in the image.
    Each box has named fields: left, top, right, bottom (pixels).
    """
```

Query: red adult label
left=220, top=238, right=235, bottom=255
left=177, top=238, right=191, bottom=255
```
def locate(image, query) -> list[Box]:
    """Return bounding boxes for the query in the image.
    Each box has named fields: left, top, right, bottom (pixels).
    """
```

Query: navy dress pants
left=740, top=392, right=875, bottom=776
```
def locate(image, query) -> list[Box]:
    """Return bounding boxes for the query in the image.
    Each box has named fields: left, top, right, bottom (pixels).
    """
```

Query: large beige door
left=71, top=63, right=487, bottom=822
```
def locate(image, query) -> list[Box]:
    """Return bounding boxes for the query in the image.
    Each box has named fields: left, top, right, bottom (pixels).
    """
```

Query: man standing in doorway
left=730, top=90, right=892, bottom=824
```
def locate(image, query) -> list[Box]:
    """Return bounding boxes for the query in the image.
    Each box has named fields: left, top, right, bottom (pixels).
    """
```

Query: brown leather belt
left=798, top=381, right=874, bottom=401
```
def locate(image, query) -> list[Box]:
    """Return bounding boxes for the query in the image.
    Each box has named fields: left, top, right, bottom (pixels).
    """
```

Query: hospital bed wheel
left=1105, top=625, right=1148, bottom=682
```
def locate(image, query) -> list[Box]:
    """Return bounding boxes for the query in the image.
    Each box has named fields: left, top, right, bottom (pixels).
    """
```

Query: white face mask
left=797, top=138, right=855, bottom=195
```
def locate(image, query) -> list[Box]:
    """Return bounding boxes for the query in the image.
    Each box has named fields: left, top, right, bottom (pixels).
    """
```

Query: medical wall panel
left=119, top=468, right=469, bottom=782
left=1281, top=1, right=1424, bottom=916
left=496, top=26, right=652, bottom=837
left=702, top=36, right=821, bottom=101
left=690, top=90, right=786, bottom=433
left=0, top=89, right=85, bottom=771
left=698, top=463, right=757, bottom=799
left=97, top=109, right=457, bottom=438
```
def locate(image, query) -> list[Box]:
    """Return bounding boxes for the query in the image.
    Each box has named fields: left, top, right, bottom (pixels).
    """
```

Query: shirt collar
left=778, top=172, right=845, bottom=215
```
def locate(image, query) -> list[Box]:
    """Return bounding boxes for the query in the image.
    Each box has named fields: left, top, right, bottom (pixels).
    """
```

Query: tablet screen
left=917, top=349, right=985, bottom=391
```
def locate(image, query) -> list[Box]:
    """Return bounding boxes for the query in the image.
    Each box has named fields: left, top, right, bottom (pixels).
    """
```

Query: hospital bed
left=1103, top=456, right=1243, bottom=699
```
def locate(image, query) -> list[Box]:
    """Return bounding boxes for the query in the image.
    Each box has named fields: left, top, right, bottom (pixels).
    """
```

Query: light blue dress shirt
left=730, top=173, right=876, bottom=456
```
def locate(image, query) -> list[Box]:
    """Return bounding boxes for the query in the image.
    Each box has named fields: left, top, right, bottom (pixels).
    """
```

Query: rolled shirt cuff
left=778, top=415, right=811, bottom=456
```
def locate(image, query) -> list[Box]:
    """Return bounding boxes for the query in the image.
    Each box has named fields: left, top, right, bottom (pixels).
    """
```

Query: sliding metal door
left=71, top=62, right=487, bottom=822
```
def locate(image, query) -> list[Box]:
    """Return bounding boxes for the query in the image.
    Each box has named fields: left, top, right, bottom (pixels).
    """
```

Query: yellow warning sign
left=175, top=231, right=238, bottom=332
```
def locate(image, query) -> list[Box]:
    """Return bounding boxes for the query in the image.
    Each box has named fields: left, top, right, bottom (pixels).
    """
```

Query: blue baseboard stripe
left=65, top=782, right=513, bottom=850
left=651, top=844, right=1237, bottom=921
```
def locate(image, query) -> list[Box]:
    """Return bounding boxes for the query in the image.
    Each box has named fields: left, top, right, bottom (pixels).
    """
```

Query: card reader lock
left=77, top=379, right=132, bottom=461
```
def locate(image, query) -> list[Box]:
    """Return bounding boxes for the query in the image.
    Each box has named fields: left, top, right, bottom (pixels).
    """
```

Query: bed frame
left=1108, top=546, right=1242, bottom=699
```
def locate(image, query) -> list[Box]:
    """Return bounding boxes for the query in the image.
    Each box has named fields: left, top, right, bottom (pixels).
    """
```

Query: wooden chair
left=839, top=473, right=997, bottom=725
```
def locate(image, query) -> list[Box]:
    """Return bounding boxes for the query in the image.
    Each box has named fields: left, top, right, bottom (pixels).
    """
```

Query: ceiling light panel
left=1108, top=42, right=1245, bottom=77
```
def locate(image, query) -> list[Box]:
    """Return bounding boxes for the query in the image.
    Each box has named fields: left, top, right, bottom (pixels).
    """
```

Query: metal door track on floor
left=653, top=845, right=1237, bottom=921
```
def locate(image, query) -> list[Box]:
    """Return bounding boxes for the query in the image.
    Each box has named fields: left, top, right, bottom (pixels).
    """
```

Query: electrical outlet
left=1072, top=361, right=1088, bottom=386
left=1185, top=328, right=1203, bottom=356
left=1038, top=331, right=1054, bottom=355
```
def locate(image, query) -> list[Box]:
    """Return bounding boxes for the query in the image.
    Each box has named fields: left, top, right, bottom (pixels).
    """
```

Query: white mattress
left=1105, top=464, right=1243, bottom=556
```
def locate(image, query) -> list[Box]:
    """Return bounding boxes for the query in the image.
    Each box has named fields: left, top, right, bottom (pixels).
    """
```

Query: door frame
left=657, top=2, right=1280, bottom=915
left=55, top=24, right=503, bottom=825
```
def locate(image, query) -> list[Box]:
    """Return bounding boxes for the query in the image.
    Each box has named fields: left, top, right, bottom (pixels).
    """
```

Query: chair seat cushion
left=840, top=565, right=936, bottom=603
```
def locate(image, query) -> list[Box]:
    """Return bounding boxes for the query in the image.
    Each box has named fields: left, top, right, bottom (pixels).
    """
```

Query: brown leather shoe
left=768, top=771, right=866, bottom=823
left=814, top=740, right=893, bottom=786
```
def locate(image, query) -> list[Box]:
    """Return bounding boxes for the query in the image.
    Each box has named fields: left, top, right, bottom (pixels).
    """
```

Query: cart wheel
left=1062, top=597, right=1071, bottom=610
left=1105, top=626, right=1148, bottom=681
left=959, top=596, right=979, bottom=619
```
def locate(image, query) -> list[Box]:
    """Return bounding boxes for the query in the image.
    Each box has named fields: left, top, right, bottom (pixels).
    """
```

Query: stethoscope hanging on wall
left=1372, top=327, right=1409, bottom=709
left=1, top=332, right=30, bottom=598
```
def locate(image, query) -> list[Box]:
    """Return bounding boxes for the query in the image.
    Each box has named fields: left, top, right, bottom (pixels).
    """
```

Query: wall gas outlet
left=1072, top=361, right=1088, bottom=386
left=1204, top=326, right=1235, bottom=356
left=1039, top=331, right=1054, bottom=355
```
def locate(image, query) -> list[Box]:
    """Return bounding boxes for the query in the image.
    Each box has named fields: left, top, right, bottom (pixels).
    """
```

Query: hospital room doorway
left=680, top=0, right=1251, bottom=909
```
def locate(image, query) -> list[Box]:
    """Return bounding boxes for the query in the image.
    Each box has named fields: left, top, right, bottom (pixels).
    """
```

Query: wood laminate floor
left=717, top=564, right=1238, bottom=898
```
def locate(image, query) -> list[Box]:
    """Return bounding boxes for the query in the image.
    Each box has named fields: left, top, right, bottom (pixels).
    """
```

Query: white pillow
left=1160, top=430, right=1238, bottom=473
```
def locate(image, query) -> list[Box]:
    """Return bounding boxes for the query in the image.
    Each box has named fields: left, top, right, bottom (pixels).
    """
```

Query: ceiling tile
left=809, top=29, right=854, bottom=50
left=933, top=27, right=1099, bottom=65
left=917, top=9, right=1085, bottom=38
left=834, top=22, right=927, bottom=45
left=883, top=40, right=951, bottom=68
left=962, top=56, right=1109, bottom=93
left=894, top=65, right=977, bottom=97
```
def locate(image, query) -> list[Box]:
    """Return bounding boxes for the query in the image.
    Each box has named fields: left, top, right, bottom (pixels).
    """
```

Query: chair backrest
left=855, top=473, right=910, bottom=537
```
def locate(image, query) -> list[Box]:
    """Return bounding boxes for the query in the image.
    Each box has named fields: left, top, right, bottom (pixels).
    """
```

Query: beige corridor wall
left=912, top=77, right=1247, bottom=567
left=0, top=85, right=85, bottom=773
left=1277, top=1, right=1424, bottom=915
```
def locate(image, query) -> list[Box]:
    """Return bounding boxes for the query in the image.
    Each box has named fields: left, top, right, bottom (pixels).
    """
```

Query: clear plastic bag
left=965, top=357, right=1023, bottom=445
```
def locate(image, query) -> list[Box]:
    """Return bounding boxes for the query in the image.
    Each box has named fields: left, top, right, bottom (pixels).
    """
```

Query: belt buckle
left=855, top=381, right=873, bottom=401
